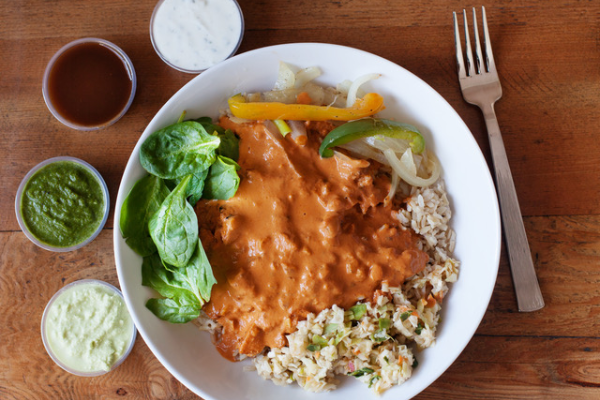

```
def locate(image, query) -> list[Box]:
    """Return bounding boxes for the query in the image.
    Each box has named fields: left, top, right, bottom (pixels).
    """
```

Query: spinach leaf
left=119, top=174, right=170, bottom=257
left=166, top=240, right=217, bottom=304
left=140, top=121, right=220, bottom=179
left=165, top=168, right=209, bottom=206
left=216, top=130, right=240, bottom=161
left=149, top=175, right=199, bottom=267
left=196, top=116, right=225, bottom=135
left=141, top=243, right=217, bottom=323
left=145, top=298, right=200, bottom=324
left=202, top=156, right=241, bottom=200
left=141, top=253, right=195, bottom=301
left=196, top=117, right=239, bottom=161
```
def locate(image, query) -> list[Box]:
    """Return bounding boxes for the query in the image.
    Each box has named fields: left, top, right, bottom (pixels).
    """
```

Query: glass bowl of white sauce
left=150, top=0, right=245, bottom=73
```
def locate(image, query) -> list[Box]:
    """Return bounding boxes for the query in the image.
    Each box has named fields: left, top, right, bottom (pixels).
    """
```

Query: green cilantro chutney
left=20, top=160, right=106, bottom=248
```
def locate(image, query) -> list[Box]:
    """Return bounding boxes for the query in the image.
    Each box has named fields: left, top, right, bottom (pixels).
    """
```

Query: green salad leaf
left=145, top=297, right=200, bottom=324
left=123, top=114, right=242, bottom=326
left=195, top=117, right=240, bottom=161
left=196, top=116, right=225, bottom=135
left=120, top=175, right=170, bottom=257
left=149, top=175, right=199, bottom=267
left=165, top=168, right=209, bottom=207
left=141, top=253, right=197, bottom=301
left=203, top=156, right=241, bottom=200
left=140, top=120, right=220, bottom=179
left=141, top=242, right=217, bottom=323
left=167, top=240, right=217, bottom=304
left=215, top=130, right=240, bottom=161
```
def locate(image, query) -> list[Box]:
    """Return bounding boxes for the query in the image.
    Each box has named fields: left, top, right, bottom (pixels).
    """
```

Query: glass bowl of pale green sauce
left=15, top=156, right=109, bottom=252
left=41, top=279, right=137, bottom=376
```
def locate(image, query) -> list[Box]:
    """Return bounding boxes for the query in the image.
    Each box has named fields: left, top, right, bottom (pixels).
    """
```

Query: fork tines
left=453, top=6, right=497, bottom=78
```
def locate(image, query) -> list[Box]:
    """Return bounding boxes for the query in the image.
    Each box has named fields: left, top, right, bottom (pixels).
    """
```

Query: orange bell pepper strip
left=227, top=93, right=385, bottom=121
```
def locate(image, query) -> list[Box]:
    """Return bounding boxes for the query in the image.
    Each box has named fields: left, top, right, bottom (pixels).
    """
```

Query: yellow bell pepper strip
left=227, top=93, right=385, bottom=122
left=319, top=118, right=425, bottom=158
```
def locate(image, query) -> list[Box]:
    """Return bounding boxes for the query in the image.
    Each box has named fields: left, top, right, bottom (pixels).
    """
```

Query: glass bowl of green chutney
left=15, top=156, right=110, bottom=252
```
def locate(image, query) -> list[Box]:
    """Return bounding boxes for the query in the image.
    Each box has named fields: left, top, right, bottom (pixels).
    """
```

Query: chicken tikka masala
left=197, top=117, right=429, bottom=360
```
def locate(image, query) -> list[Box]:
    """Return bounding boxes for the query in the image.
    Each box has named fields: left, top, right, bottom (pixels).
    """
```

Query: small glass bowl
left=149, top=0, right=245, bottom=73
left=42, top=38, right=137, bottom=131
left=41, top=279, right=137, bottom=377
left=15, top=156, right=110, bottom=252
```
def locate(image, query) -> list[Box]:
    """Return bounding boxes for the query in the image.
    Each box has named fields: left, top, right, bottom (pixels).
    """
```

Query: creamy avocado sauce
left=45, top=282, right=134, bottom=372
left=20, top=161, right=105, bottom=247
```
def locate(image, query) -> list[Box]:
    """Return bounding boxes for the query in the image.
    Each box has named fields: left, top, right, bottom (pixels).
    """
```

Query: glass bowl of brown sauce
left=42, top=38, right=137, bottom=131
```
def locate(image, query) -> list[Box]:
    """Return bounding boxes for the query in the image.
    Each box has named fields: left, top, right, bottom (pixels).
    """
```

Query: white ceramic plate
left=114, top=43, right=501, bottom=400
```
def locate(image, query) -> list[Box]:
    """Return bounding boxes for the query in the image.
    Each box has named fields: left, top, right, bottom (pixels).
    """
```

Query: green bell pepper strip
left=319, top=118, right=425, bottom=158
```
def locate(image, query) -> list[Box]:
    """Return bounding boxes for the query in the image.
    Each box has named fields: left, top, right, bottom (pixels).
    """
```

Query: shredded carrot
left=353, top=348, right=361, bottom=355
left=433, top=291, right=445, bottom=304
left=295, top=135, right=308, bottom=146
left=411, top=310, right=419, bottom=317
left=296, top=91, right=312, bottom=105
left=426, top=294, right=437, bottom=308
left=398, top=357, right=405, bottom=366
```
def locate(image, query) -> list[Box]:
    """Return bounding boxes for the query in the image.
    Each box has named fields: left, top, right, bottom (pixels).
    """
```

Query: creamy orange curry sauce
left=197, top=117, right=428, bottom=360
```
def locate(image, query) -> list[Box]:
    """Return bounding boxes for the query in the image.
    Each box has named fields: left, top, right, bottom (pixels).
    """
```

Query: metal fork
left=453, top=7, right=544, bottom=312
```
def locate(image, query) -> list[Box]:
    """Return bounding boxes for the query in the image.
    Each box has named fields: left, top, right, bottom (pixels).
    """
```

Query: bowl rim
left=149, top=0, right=245, bottom=74
left=15, top=156, right=110, bottom=252
left=42, top=37, right=137, bottom=131
left=40, top=279, right=137, bottom=377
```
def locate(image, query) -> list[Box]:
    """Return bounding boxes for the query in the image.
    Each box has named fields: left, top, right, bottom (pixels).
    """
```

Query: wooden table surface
left=2, top=0, right=599, bottom=398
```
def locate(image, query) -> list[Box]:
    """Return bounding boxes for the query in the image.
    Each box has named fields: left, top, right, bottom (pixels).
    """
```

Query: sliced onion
left=332, top=150, right=370, bottom=167
left=263, top=88, right=300, bottom=104
left=365, top=135, right=410, bottom=154
left=228, top=115, right=252, bottom=124
left=323, top=87, right=346, bottom=108
left=287, top=120, right=307, bottom=142
left=274, top=61, right=296, bottom=90
left=384, top=171, right=400, bottom=207
left=346, top=73, right=381, bottom=108
left=262, top=120, right=284, bottom=145
left=383, top=148, right=441, bottom=187
left=262, top=84, right=325, bottom=105
left=339, top=139, right=389, bottom=165
left=400, top=148, right=417, bottom=176
left=336, top=79, right=352, bottom=96
left=294, top=66, right=321, bottom=88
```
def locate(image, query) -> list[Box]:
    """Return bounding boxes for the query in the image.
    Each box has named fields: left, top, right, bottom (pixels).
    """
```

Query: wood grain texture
left=1, top=0, right=599, bottom=398
left=2, top=214, right=600, bottom=399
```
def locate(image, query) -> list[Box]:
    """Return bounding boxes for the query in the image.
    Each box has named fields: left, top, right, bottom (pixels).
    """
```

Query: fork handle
left=483, top=105, right=545, bottom=312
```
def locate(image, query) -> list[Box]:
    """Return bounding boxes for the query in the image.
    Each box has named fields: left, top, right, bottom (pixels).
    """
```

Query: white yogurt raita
left=151, top=0, right=244, bottom=72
